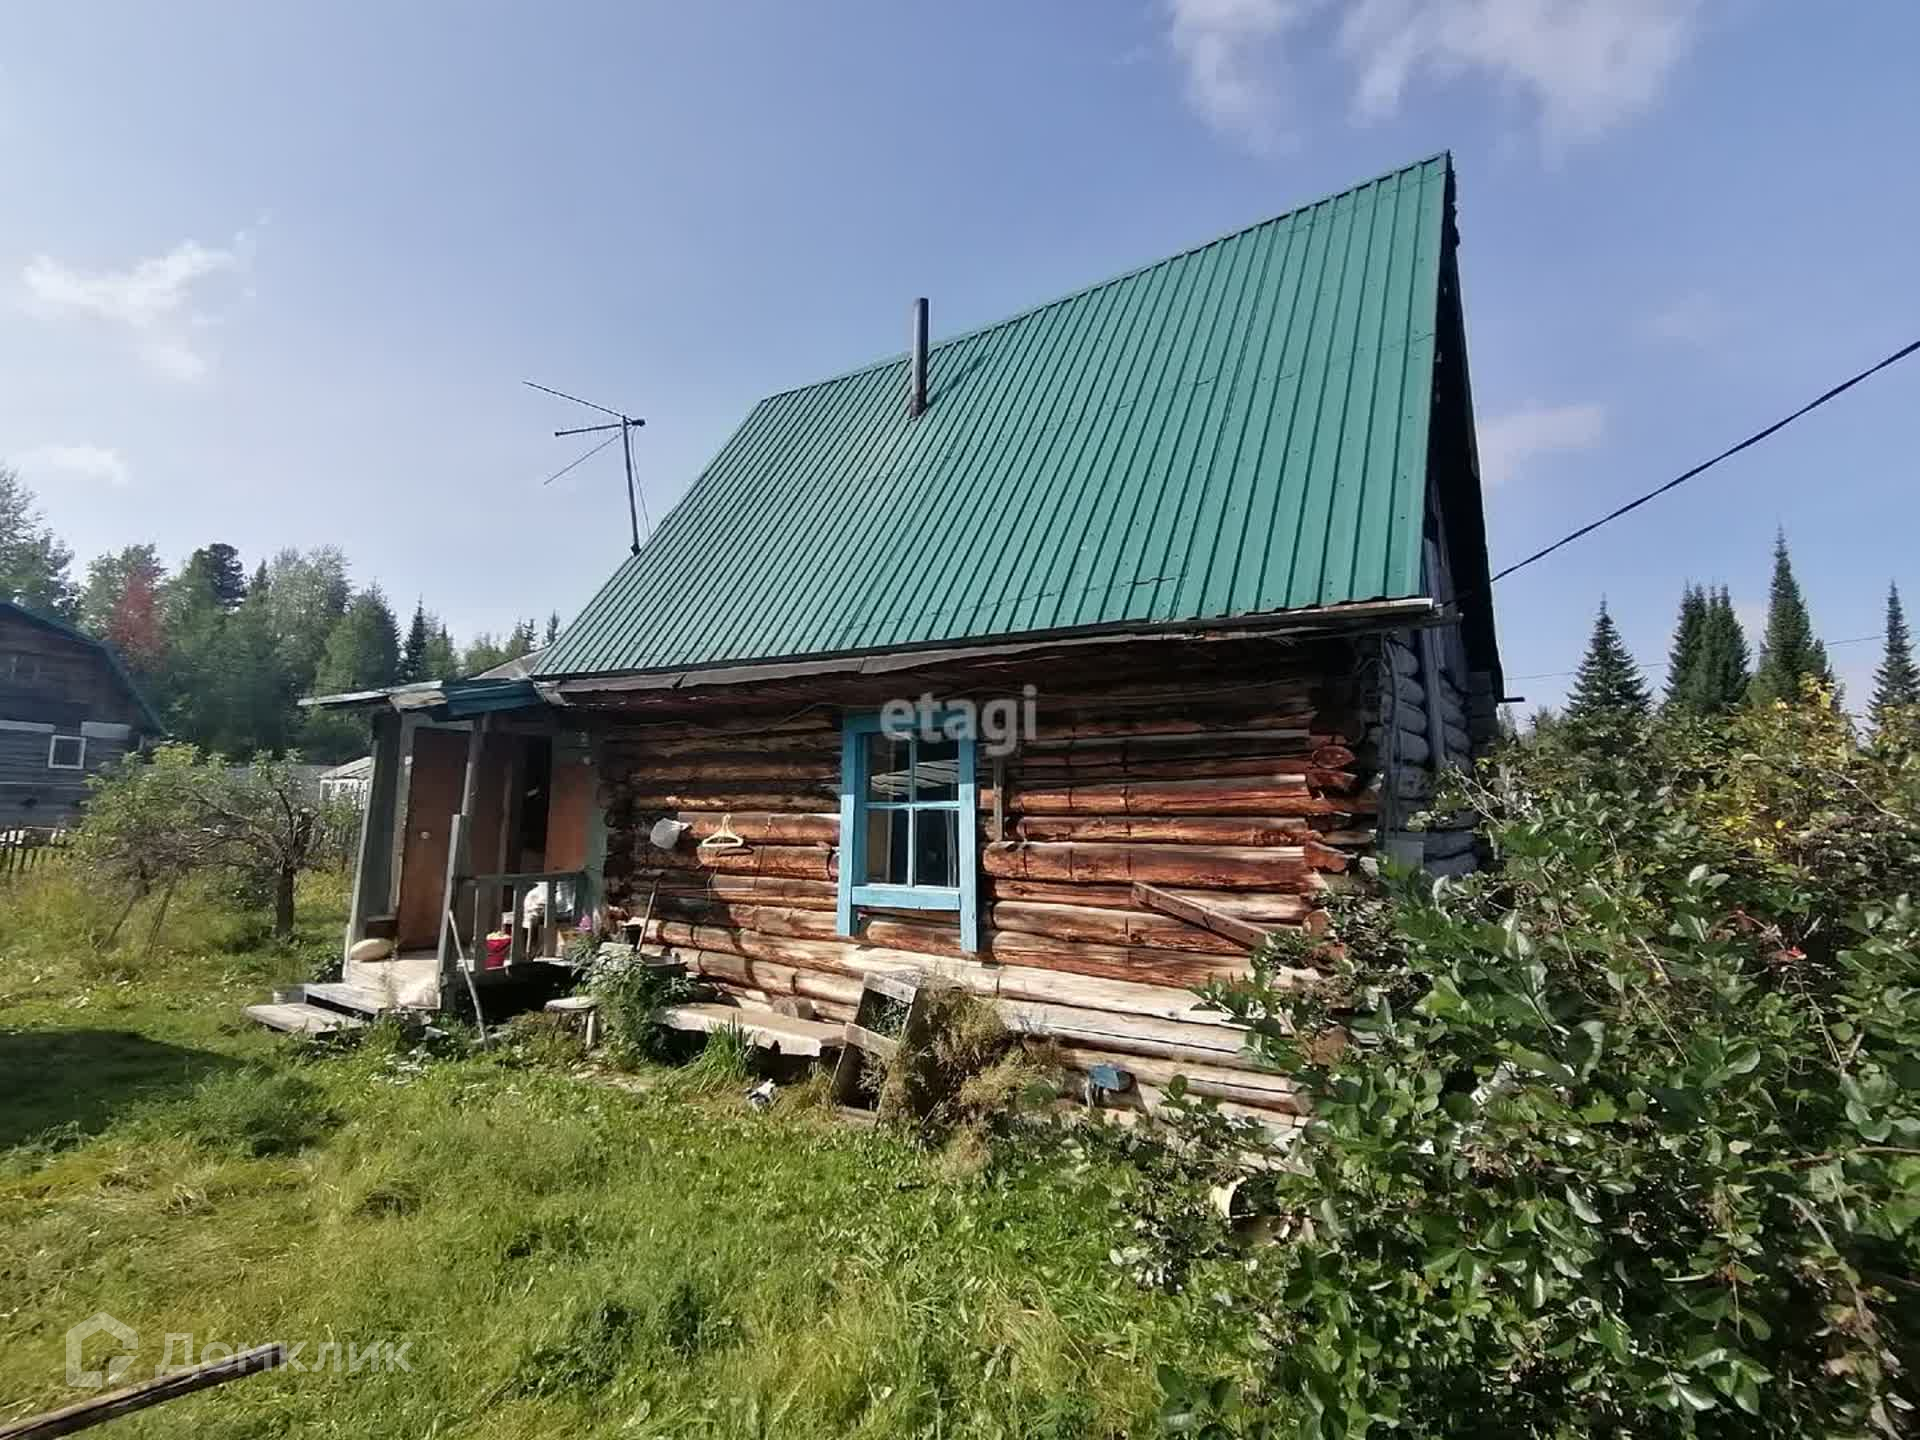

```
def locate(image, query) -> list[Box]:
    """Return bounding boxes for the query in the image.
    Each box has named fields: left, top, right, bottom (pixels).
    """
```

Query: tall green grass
left=0, top=868, right=1229, bottom=1437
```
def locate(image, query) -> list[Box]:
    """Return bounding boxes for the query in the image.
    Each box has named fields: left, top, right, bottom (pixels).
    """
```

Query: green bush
left=585, top=949, right=693, bottom=1067
left=1144, top=690, right=1920, bottom=1438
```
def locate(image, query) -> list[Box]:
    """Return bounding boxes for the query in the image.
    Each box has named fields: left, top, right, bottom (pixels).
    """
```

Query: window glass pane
left=865, top=733, right=912, bottom=803
left=912, top=736, right=959, bottom=801
left=914, top=808, right=959, bottom=888
left=865, top=808, right=910, bottom=885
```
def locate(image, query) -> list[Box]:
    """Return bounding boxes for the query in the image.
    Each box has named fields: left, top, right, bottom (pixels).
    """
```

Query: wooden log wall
left=592, top=639, right=1386, bottom=1123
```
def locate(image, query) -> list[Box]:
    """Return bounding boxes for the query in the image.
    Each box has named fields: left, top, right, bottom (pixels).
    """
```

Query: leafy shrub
left=584, top=949, right=693, bottom=1067
left=1145, top=691, right=1920, bottom=1437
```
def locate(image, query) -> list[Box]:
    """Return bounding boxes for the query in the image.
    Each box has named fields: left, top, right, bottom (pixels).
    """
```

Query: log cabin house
left=0, top=599, right=162, bottom=830
left=299, top=156, right=1504, bottom=1125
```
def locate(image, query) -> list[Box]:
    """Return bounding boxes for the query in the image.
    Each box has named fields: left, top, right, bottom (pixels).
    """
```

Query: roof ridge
left=752, top=151, right=1451, bottom=407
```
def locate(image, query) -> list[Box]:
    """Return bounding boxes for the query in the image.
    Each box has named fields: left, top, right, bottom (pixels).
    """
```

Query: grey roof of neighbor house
left=538, top=153, right=1497, bottom=683
left=0, top=599, right=165, bottom=732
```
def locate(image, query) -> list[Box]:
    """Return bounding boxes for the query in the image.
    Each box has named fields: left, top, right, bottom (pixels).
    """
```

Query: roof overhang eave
left=547, top=596, right=1444, bottom=702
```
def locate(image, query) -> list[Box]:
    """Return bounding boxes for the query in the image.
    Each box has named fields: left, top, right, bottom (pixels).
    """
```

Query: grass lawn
left=0, top=870, right=1234, bottom=1439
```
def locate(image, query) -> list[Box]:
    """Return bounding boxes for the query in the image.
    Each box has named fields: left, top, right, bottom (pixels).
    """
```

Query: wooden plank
left=1131, top=883, right=1268, bottom=951
left=0, top=1343, right=286, bottom=1440
left=244, top=1003, right=366, bottom=1035
left=983, top=840, right=1341, bottom=888
left=300, top=982, right=392, bottom=1016
left=657, top=1001, right=845, bottom=1057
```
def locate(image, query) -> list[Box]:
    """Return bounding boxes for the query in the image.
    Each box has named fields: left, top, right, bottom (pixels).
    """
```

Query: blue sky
left=2, top=2, right=1916, bottom=707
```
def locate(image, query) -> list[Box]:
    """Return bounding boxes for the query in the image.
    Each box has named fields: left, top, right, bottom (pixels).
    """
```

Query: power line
left=1490, top=337, right=1920, bottom=587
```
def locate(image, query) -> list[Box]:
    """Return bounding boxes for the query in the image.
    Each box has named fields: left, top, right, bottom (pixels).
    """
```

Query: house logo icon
left=66, top=1312, right=137, bottom=1389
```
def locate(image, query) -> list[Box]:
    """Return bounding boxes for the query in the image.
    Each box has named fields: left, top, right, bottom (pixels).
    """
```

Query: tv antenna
left=524, top=379, right=649, bottom=554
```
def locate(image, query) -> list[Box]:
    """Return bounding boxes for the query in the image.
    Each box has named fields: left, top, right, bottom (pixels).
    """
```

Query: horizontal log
left=985, top=879, right=1324, bottom=923
left=638, top=873, right=838, bottom=909
left=1031, top=711, right=1316, bottom=742
left=1014, top=775, right=1361, bottom=817
left=640, top=844, right=836, bottom=880
left=609, top=728, right=841, bottom=758
left=1053, top=1045, right=1307, bottom=1113
left=1014, top=815, right=1328, bottom=846
left=990, top=901, right=1250, bottom=956
left=656, top=898, right=841, bottom=941
left=621, top=787, right=837, bottom=812
left=1014, top=749, right=1358, bottom=785
left=658, top=924, right=1258, bottom=1033
left=1000, top=1000, right=1256, bottom=1068
left=673, top=811, right=839, bottom=844
left=984, top=841, right=1344, bottom=888
left=1023, top=726, right=1340, bottom=756
left=1037, top=676, right=1317, bottom=710
left=666, top=755, right=839, bottom=783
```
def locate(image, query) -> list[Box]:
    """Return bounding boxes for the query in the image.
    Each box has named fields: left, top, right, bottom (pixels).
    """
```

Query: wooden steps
left=301, top=982, right=392, bottom=1016
left=657, top=1002, right=846, bottom=1058
left=243, top=1002, right=368, bottom=1036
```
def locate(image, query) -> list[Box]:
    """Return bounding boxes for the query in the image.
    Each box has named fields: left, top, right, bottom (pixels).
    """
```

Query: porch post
left=436, top=715, right=491, bottom=1000
left=344, top=709, right=401, bottom=964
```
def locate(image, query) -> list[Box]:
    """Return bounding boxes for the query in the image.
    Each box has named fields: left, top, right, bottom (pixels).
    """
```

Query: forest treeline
left=0, top=465, right=555, bottom=762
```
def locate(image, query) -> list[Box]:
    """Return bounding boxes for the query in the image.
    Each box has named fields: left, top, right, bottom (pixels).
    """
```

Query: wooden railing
left=457, top=868, right=588, bottom=970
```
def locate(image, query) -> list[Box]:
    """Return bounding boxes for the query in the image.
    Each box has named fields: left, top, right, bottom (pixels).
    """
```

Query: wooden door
left=395, top=728, right=468, bottom=951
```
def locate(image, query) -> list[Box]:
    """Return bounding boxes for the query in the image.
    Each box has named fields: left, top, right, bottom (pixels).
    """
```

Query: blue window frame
left=837, top=711, right=979, bottom=953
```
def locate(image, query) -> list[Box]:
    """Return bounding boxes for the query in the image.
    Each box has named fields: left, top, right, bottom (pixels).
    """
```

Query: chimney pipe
left=909, top=297, right=928, bottom=418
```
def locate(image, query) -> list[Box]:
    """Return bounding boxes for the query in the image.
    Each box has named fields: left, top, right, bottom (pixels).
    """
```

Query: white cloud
left=1165, top=0, right=1702, bottom=149
left=14, top=443, right=131, bottom=489
left=20, top=231, right=254, bottom=382
left=1647, top=288, right=1728, bottom=347
left=1477, top=401, right=1605, bottom=486
left=1165, top=0, right=1321, bottom=150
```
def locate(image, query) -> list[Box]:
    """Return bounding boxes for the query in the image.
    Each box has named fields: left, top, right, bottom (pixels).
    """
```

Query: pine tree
left=1749, top=532, right=1832, bottom=705
left=1870, top=581, right=1919, bottom=736
left=1687, top=587, right=1753, bottom=714
left=399, top=601, right=431, bottom=683
left=423, top=623, right=458, bottom=680
left=1564, top=601, right=1650, bottom=745
left=1663, top=584, right=1708, bottom=709
left=312, top=586, right=401, bottom=695
left=505, top=617, right=538, bottom=660
left=179, top=542, right=248, bottom=610
left=544, top=610, right=561, bottom=647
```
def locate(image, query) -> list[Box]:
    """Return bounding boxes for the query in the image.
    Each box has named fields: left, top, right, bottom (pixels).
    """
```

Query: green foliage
left=1562, top=601, right=1650, bottom=748
left=1667, top=584, right=1751, bottom=716
left=1147, top=697, right=1920, bottom=1438
left=1750, top=531, right=1833, bottom=705
left=0, top=463, right=77, bottom=618
left=585, top=949, right=694, bottom=1066
left=77, top=744, right=341, bottom=938
left=1872, top=582, right=1919, bottom=741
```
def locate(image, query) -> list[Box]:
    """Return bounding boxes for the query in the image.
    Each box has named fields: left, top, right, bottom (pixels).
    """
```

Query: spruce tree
left=1749, top=532, right=1832, bottom=705
left=399, top=601, right=431, bottom=683
left=1687, top=587, right=1753, bottom=714
left=1870, top=581, right=1919, bottom=735
left=1663, top=584, right=1708, bottom=709
left=1564, top=601, right=1651, bottom=743
left=544, top=610, right=561, bottom=647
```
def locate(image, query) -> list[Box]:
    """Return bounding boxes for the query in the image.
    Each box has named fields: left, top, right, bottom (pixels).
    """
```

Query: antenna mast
left=524, top=379, right=649, bottom=554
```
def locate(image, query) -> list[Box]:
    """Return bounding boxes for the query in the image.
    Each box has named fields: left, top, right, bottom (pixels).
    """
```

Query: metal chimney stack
left=909, top=297, right=929, bottom=418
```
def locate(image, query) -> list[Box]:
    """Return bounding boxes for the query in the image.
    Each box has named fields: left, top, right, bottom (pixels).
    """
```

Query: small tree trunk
left=144, top=883, right=176, bottom=959
left=273, top=865, right=297, bottom=939
left=103, top=888, right=142, bottom=948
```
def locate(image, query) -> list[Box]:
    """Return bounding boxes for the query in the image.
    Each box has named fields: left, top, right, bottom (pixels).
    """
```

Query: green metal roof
left=539, top=154, right=1459, bottom=679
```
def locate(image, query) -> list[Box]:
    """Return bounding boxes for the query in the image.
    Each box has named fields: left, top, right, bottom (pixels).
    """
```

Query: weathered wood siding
left=593, top=637, right=1388, bottom=1125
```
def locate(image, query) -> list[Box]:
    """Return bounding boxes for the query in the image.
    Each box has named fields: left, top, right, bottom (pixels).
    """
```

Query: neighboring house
left=318, top=156, right=1504, bottom=1125
left=0, top=600, right=162, bottom=830
left=318, top=756, right=375, bottom=808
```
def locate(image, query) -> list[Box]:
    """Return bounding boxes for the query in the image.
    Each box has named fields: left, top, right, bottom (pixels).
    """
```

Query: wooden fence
left=0, top=828, right=71, bottom=878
